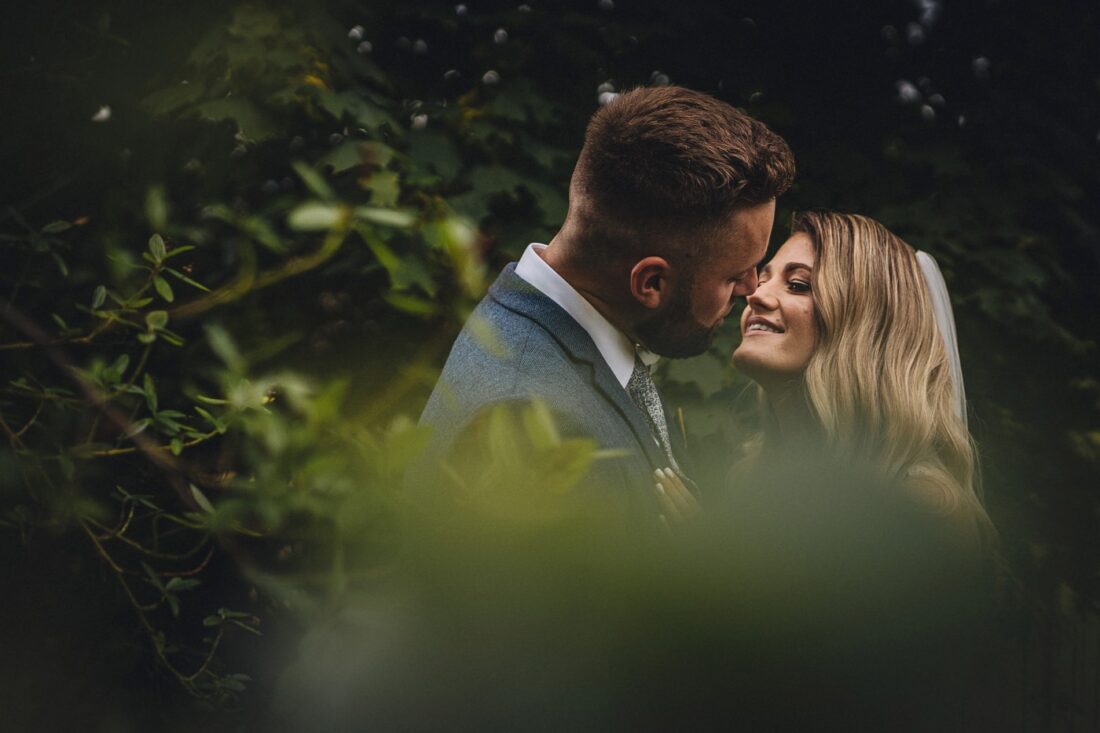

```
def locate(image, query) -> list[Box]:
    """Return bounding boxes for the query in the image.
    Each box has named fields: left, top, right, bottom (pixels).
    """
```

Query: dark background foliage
left=1, top=0, right=1097, bottom=729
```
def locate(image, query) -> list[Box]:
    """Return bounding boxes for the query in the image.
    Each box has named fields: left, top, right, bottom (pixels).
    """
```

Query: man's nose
left=732, top=267, right=759, bottom=298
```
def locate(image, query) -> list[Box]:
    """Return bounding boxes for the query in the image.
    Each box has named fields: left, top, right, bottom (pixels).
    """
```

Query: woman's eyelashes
left=756, top=274, right=811, bottom=293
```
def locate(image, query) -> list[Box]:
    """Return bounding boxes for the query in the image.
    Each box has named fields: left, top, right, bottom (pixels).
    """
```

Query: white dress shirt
left=514, top=243, right=658, bottom=388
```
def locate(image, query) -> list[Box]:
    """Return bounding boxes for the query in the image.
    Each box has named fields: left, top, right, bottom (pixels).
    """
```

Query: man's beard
left=634, top=284, right=719, bottom=358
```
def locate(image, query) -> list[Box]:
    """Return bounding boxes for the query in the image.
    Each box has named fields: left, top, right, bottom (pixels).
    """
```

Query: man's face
left=636, top=199, right=775, bottom=358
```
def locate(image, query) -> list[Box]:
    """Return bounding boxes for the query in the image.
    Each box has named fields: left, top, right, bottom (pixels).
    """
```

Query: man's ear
left=629, top=256, right=673, bottom=309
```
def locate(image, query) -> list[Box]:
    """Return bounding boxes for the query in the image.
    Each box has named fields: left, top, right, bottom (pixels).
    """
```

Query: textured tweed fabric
left=626, top=354, right=681, bottom=473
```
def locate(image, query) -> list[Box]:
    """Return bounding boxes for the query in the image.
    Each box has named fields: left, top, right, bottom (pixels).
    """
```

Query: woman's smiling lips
left=743, top=315, right=785, bottom=335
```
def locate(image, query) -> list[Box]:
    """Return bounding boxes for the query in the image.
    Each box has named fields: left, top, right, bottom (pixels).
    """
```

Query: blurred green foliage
left=0, top=0, right=1097, bottom=727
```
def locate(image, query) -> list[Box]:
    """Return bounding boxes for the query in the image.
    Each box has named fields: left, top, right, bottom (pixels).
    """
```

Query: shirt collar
left=514, top=243, right=658, bottom=387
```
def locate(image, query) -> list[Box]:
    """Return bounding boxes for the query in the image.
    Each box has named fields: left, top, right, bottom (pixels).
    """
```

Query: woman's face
left=732, top=233, right=818, bottom=387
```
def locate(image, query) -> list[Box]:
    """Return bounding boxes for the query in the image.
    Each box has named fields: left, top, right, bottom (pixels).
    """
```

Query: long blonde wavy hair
left=756, top=212, right=989, bottom=526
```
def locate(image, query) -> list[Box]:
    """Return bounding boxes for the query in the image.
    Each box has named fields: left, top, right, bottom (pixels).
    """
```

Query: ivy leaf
left=317, top=141, right=366, bottom=174
left=407, top=130, right=461, bottom=180
left=360, top=231, right=436, bottom=295
left=364, top=171, right=400, bottom=207
left=314, top=90, right=398, bottom=132
left=195, top=98, right=278, bottom=141
left=662, top=352, right=727, bottom=398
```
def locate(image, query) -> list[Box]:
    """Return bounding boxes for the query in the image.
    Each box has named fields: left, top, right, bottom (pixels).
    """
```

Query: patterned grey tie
left=626, top=354, right=681, bottom=473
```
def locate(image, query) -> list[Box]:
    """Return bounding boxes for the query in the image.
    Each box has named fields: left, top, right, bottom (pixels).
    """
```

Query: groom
left=417, top=86, right=794, bottom=522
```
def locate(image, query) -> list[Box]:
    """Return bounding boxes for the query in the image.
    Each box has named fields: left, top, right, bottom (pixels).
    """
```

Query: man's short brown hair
left=567, top=86, right=794, bottom=260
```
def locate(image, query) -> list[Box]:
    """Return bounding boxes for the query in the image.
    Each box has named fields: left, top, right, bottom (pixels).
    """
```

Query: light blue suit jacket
left=416, top=263, right=689, bottom=522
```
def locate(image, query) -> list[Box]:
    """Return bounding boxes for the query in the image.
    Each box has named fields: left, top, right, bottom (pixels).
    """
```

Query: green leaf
left=41, top=220, right=71, bottom=234
left=146, top=310, right=168, bottom=331
left=195, top=98, right=278, bottom=141
left=142, top=561, right=166, bottom=592
left=203, top=615, right=223, bottom=627
left=221, top=677, right=247, bottom=692
left=522, top=399, right=561, bottom=449
left=195, top=406, right=227, bottom=434
left=107, top=353, right=130, bottom=381
left=146, top=186, right=168, bottom=230
left=164, top=267, right=210, bottom=292
left=48, top=252, right=69, bottom=277
left=170, top=437, right=183, bottom=456
left=314, top=90, right=398, bottom=132
left=190, top=484, right=215, bottom=514
left=291, top=160, right=335, bottom=201
left=122, top=418, right=152, bottom=439
left=158, top=329, right=185, bottom=347
left=364, top=171, right=400, bottom=207
left=383, top=292, right=438, bottom=316
left=218, top=608, right=251, bottom=620
left=162, top=244, right=195, bottom=259
left=91, top=285, right=107, bottom=309
left=205, top=325, right=244, bottom=372
left=408, top=130, right=461, bottom=180
left=317, top=141, right=366, bottom=174
left=360, top=231, right=436, bottom=295
left=165, top=577, right=201, bottom=591
left=287, top=202, right=344, bottom=231
left=662, top=352, right=727, bottom=398
left=154, top=276, right=174, bottom=302
left=228, top=620, right=262, bottom=636
left=354, top=206, right=416, bottom=228
left=148, top=234, right=166, bottom=263
left=143, top=373, right=158, bottom=412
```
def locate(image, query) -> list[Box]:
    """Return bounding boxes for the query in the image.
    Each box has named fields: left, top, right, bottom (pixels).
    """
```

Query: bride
left=656, top=211, right=995, bottom=554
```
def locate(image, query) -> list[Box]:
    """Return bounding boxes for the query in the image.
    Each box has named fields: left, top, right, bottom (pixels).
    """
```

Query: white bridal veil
left=915, top=251, right=967, bottom=428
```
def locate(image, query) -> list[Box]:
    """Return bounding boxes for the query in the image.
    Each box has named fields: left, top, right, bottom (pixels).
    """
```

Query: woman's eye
left=788, top=280, right=811, bottom=293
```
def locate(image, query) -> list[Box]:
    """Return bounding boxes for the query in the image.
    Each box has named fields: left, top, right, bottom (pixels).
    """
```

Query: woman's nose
left=746, top=286, right=778, bottom=311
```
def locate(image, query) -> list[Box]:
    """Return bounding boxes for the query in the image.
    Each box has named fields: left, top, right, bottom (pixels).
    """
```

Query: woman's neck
left=763, top=384, right=820, bottom=450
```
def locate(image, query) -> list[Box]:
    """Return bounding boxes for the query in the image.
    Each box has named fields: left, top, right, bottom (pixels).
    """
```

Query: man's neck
left=540, top=239, right=638, bottom=343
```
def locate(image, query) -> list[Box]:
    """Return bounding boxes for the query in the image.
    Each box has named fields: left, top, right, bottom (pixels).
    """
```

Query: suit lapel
left=488, top=264, right=668, bottom=471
